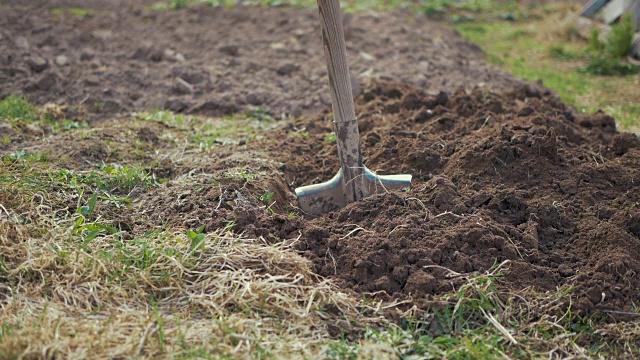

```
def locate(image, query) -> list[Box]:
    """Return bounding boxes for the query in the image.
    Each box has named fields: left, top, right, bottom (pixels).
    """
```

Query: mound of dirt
left=0, top=2, right=524, bottom=119
left=262, top=81, right=640, bottom=316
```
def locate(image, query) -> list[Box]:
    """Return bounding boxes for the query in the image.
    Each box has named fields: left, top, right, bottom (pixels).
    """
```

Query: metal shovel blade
left=295, top=167, right=412, bottom=215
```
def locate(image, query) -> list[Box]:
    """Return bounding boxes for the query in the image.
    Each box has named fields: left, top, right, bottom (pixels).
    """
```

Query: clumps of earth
left=277, top=81, right=640, bottom=316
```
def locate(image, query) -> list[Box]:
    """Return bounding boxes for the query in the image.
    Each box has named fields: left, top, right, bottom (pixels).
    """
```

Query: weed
left=3, top=149, right=47, bottom=163
left=587, top=27, right=604, bottom=53
left=0, top=323, right=13, bottom=342
left=137, top=109, right=282, bottom=149
left=1, top=95, right=85, bottom=133
left=605, top=14, right=636, bottom=58
left=224, top=168, right=257, bottom=182
left=420, top=0, right=451, bottom=18
left=580, top=57, right=640, bottom=76
left=187, top=225, right=206, bottom=253
left=136, top=109, right=193, bottom=129
left=73, top=193, right=118, bottom=249
left=324, top=132, right=337, bottom=144
left=169, top=0, right=189, bottom=9
left=0, top=95, right=38, bottom=121
left=548, top=44, right=576, bottom=60
left=259, top=190, right=274, bottom=205
left=289, top=130, right=310, bottom=140
left=507, top=28, right=532, bottom=39
left=260, top=190, right=276, bottom=214
left=96, top=163, right=157, bottom=193
left=245, top=107, right=274, bottom=122
left=54, top=164, right=157, bottom=196
left=325, top=338, right=359, bottom=360
left=51, top=7, right=94, bottom=16
left=41, top=111, right=88, bottom=133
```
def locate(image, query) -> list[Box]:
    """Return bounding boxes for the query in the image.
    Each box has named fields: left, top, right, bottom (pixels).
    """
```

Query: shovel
left=294, top=0, right=412, bottom=215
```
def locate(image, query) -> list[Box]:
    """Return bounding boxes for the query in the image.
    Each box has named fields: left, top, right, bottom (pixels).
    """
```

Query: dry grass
left=2, top=108, right=640, bottom=358
left=2, top=183, right=640, bottom=359
left=0, top=200, right=387, bottom=359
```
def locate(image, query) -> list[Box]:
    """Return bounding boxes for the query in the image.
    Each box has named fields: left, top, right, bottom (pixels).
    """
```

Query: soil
left=0, top=0, right=523, bottom=119
left=2, top=1, right=640, bottom=319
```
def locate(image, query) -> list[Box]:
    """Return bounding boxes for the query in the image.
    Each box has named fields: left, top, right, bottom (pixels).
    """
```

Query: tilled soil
left=2, top=2, right=640, bottom=319
left=1, top=1, right=523, bottom=119
left=276, top=81, right=640, bottom=316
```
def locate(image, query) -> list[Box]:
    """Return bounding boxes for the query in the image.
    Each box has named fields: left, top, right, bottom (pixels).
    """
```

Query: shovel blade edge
left=295, top=167, right=412, bottom=215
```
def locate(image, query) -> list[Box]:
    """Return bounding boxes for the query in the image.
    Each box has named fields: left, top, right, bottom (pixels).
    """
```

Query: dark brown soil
left=1, top=1, right=523, bottom=119
left=2, top=1, right=639, bottom=319
left=276, top=81, right=640, bottom=316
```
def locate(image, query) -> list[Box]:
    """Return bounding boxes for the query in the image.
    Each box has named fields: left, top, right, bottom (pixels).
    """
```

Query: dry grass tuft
left=0, top=205, right=385, bottom=359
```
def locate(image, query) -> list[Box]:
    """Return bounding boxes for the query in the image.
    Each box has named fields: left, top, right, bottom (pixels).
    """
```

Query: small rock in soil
left=163, top=48, right=184, bottom=62
left=27, top=55, right=49, bottom=72
left=55, top=55, right=69, bottom=67
left=171, top=67, right=206, bottom=84
left=14, top=36, right=29, bottom=49
left=92, top=30, right=113, bottom=41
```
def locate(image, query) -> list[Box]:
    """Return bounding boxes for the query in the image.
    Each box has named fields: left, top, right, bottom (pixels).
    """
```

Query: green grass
left=580, top=57, right=640, bottom=76
left=51, top=7, right=96, bottom=16
left=324, top=132, right=337, bottom=144
left=548, top=44, right=579, bottom=61
left=605, top=13, right=637, bottom=58
left=0, top=95, right=38, bottom=121
left=0, top=95, right=88, bottom=133
left=2, top=152, right=157, bottom=202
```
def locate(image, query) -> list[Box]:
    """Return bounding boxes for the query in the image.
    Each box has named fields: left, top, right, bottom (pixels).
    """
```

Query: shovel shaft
left=317, top=0, right=364, bottom=202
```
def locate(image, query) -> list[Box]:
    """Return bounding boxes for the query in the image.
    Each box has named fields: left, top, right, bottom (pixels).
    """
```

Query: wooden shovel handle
left=317, top=0, right=364, bottom=201
left=317, top=0, right=356, bottom=123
